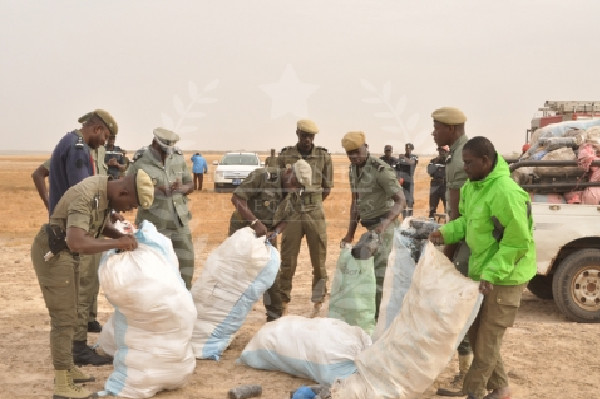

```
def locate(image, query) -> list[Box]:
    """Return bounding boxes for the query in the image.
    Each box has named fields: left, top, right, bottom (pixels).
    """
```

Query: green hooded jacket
left=440, top=154, right=537, bottom=285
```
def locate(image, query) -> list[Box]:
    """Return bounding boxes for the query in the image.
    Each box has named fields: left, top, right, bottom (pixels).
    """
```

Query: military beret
left=384, top=145, right=393, bottom=151
left=297, top=119, right=319, bottom=134
left=78, top=109, right=119, bottom=136
left=341, top=131, right=366, bottom=151
left=431, top=107, right=467, bottom=125
left=292, top=159, right=312, bottom=187
left=134, top=169, right=154, bottom=210
left=406, top=143, right=414, bottom=150
left=153, top=127, right=180, bottom=146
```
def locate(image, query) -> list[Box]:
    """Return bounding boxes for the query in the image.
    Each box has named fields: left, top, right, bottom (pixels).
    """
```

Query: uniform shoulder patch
left=315, top=145, right=329, bottom=153
left=74, top=135, right=85, bottom=150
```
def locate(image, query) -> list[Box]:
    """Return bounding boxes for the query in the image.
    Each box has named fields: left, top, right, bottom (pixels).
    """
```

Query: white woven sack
left=331, top=242, right=482, bottom=399
left=191, top=227, right=279, bottom=360
left=98, top=221, right=196, bottom=398
left=238, top=315, right=372, bottom=385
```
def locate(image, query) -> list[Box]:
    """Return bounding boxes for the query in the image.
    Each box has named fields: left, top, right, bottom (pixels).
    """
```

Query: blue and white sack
left=239, top=316, right=372, bottom=385
left=191, top=227, right=279, bottom=360
left=98, top=220, right=196, bottom=398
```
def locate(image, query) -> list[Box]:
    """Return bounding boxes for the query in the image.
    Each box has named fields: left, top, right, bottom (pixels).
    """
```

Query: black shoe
left=73, top=341, right=113, bottom=366
left=87, top=321, right=102, bottom=333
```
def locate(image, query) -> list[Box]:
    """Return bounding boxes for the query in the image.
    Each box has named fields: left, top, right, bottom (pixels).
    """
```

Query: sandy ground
left=0, top=153, right=598, bottom=399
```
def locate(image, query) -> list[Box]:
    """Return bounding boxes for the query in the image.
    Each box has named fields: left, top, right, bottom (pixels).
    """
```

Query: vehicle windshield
left=221, top=154, right=259, bottom=166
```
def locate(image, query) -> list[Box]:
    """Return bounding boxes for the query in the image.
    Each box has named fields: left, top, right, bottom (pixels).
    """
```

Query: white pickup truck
left=527, top=202, right=600, bottom=322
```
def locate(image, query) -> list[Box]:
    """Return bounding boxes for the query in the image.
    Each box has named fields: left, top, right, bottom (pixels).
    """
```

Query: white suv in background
left=213, top=152, right=262, bottom=192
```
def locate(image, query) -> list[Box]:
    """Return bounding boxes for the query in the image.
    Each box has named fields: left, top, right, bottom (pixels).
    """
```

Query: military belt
left=300, top=192, right=322, bottom=205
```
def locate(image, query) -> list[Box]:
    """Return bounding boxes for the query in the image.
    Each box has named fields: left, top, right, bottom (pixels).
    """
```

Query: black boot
left=87, top=321, right=102, bottom=333
left=73, top=340, right=113, bottom=366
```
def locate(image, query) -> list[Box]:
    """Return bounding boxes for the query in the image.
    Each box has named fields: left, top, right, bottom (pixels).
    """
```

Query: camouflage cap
left=431, top=107, right=467, bottom=125
left=296, top=119, right=319, bottom=134
left=135, top=169, right=154, bottom=209
left=153, top=127, right=180, bottom=146
left=78, top=109, right=118, bottom=135
left=341, top=131, right=366, bottom=151
left=292, top=159, right=312, bottom=187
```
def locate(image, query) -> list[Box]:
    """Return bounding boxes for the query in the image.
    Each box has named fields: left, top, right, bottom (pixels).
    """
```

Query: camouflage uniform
left=128, top=145, right=195, bottom=289
left=31, top=176, right=111, bottom=370
left=228, top=167, right=296, bottom=321
left=349, top=154, right=403, bottom=317
left=277, top=145, right=333, bottom=304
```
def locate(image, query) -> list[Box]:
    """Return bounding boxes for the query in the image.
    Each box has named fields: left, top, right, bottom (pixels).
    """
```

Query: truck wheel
left=527, top=274, right=553, bottom=299
left=552, top=249, right=600, bottom=323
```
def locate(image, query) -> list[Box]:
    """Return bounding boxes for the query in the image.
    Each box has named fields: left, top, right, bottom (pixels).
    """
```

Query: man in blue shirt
left=49, top=109, right=117, bottom=367
left=191, top=152, right=208, bottom=190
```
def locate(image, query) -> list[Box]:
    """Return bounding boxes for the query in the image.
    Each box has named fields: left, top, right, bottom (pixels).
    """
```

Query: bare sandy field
left=0, top=153, right=598, bottom=399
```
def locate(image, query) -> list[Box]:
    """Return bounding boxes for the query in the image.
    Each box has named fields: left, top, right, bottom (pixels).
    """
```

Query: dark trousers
left=428, top=181, right=446, bottom=218
left=193, top=173, right=204, bottom=190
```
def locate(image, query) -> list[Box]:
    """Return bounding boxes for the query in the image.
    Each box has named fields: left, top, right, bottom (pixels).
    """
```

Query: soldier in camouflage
left=128, top=128, right=196, bottom=289
left=340, top=131, right=405, bottom=319
left=229, top=159, right=312, bottom=322
left=277, top=119, right=333, bottom=317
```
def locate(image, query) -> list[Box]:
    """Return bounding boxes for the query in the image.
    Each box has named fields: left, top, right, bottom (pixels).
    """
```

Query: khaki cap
left=135, top=169, right=154, bottom=209
left=431, top=107, right=467, bottom=125
left=292, top=159, right=312, bottom=187
left=297, top=119, right=319, bottom=134
left=341, top=131, right=366, bottom=151
left=78, top=109, right=119, bottom=135
left=153, top=127, right=180, bottom=146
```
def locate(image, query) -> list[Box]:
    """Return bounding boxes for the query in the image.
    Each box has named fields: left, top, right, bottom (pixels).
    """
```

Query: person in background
left=277, top=119, right=333, bottom=317
left=49, top=109, right=118, bottom=366
left=395, top=143, right=418, bottom=217
left=431, top=106, right=472, bottom=396
left=104, top=134, right=127, bottom=179
left=229, top=159, right=312, bottom=322
left=429, top=136, right=536, bottom=399
left=379, top=144, right=398, bottom=168
left=427, top=145, right=449, bottom=219
left=341, top=131, right=405, bottom=319
left=265, top=148, right=278, bottom=168
left=128, top=128, right=195, bottom=289
left=31, top=170, right=153, bottom=399
left=191, top=152, right=208, bottom=190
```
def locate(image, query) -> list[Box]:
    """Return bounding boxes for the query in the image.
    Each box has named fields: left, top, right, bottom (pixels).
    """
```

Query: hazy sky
left=2, top=0, right=600, bottom=155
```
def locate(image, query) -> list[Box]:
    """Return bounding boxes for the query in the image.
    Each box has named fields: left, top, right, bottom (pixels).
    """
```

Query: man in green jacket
left=429, top=136, right=536, bottom=399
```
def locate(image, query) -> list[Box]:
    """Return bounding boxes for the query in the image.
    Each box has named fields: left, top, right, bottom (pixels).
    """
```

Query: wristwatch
left=250, top=219, right=259, bottom=226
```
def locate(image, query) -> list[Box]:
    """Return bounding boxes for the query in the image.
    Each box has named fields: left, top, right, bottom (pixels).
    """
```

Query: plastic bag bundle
left=98, top=220, right=196, bottom=398
left=328, top=247, right=376, bottom=334
left=191, top=227, right=279, bottom=360
left=238, top=316, right=372, bottom=385
left=331, top=243, right=482, bottom=399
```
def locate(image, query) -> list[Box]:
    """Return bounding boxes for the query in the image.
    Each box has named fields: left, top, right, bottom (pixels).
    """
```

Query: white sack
left=98, top=221, right=196, bottom=398
left=331, top=242, right=482, bottom=399
left=371, top=226, right=416, bottom=341
left=191, top=227, right=279, bottom=360
left=238, top=316, right=372, bottom=385
left=96, top=314, right=116, bottom=356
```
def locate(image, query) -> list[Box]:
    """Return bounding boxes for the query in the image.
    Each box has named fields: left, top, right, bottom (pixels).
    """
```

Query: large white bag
left=191, top=227, right=279, bottom=360
left=331, top=242, right=482, bottom=399
left=371, top=228, right=416, bottom=341
left=98, top=220, right=197, bottom=398
left=238, top=316, right=372, bottom=385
